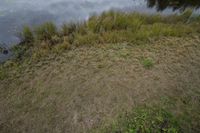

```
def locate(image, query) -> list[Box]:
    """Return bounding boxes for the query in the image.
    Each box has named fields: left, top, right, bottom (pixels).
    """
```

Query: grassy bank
left=0, top=10, right=200, bottom=133
left=12, top=10, right=200, bottom=61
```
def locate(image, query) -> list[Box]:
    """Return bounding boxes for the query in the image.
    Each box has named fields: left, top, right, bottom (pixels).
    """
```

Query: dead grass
left=0, top=36, right=200, bottom=133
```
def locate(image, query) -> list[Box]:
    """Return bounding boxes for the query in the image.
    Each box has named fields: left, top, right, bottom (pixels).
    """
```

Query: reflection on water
left=147, top=0, right=200, bottom=11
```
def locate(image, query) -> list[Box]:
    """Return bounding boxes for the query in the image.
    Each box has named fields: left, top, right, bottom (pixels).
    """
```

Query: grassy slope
left=0, top=11, right=200, bottom=133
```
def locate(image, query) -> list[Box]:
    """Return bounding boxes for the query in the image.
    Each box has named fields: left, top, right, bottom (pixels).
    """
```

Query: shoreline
left=1, top=10, right=200, bottom=63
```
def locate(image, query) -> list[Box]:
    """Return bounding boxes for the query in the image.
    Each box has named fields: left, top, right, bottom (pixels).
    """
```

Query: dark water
left=0, top=0, right=200, bottom=62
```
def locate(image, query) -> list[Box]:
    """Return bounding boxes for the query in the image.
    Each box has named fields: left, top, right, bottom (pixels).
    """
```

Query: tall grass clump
left=87, top=11, right=143, bottom=33
left=141, top=58, right=154, bottom=69
left=35, top=22, right=57, bottom=42
left=21, top=26, right=34, bottom=44
left=61, top=23, right=77, bottom=36
left=105, top=107, right=181, bottom=133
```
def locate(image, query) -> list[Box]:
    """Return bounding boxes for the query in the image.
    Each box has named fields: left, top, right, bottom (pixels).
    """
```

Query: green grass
left=12, top=10, right=199, bottom=62
left=88, top=11, right=143, bottom=33
left=21, top=26, right=34, bottom=44
left=105, top=106, right=180, bottom=133
left=35, top=22, right=57, bottom=43
left=141, top=58, right=154, bottom=69
left=1, top=9, right=196, bottom=74
left=61, top=23, right=77, bottom=36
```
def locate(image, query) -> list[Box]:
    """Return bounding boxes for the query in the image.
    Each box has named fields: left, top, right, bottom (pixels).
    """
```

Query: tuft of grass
left=53, top=37, right=71, bottom=53
left=87, top=11, right=143, bottom=33
left=141, top=58, right=154, bottom=69
left=61, top=23, right=77, bottom=36
left=35, top=22, right=57, bottom=43
left=73, top=32, right=101, bottom=46
left=21, top=26, right=34, bottom=44
left=105, top=107, right=181, bottom=133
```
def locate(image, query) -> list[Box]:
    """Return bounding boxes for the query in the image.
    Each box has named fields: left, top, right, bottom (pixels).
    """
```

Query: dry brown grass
left=0, top=36, right=200, bottom=133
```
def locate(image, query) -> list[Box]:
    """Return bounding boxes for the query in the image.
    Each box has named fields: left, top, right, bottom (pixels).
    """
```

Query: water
left=0, top=0, right=200, bottom=62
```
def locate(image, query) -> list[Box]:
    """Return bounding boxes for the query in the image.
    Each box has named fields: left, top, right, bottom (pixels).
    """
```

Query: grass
left=141, top=58, right=154, bottom=69
left=1, top=37, right=200, bottom=132
left=105, top=106, right=180, bottom=133
left=21, top=26, right=34, bottom=44
left=14, top=10, right=200, bottom=62
left=1, top=10, right=200, bottom=133
left=61, top=23, right=77, bottom=36
left=35, top=22, right=58, bottom=44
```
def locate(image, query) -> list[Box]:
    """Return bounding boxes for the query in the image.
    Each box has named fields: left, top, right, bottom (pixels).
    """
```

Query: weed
left=141, top=58, right=154, bottom=69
